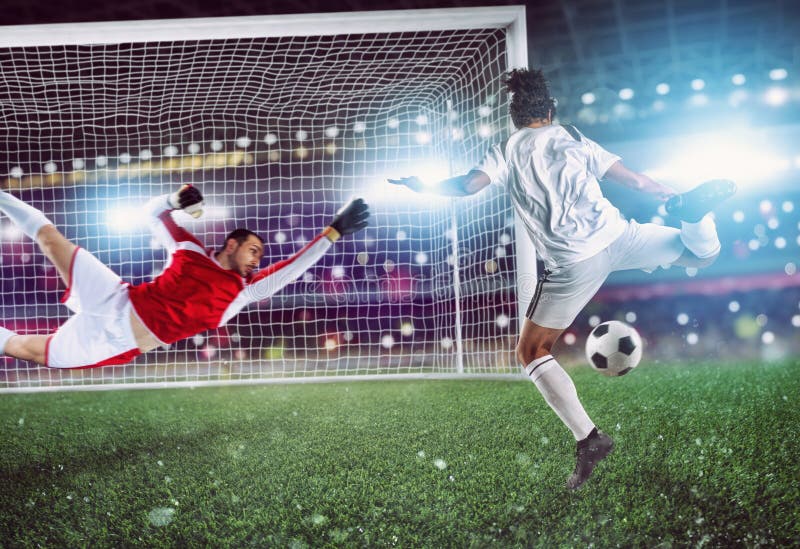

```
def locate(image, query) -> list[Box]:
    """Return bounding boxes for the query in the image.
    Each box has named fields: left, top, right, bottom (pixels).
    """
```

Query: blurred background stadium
left=0, top=0, right=798, bottom=388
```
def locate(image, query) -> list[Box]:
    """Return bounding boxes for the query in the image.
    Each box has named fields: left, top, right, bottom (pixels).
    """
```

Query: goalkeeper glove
left=328, top=198, right=369, bottom=241
left=168, top=184, right=204, bottom=218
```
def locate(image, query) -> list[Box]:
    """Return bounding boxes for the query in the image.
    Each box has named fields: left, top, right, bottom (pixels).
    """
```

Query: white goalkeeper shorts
left=526, top=220, right=685, bottom=329
left=46, top=247, right=141, bottom=369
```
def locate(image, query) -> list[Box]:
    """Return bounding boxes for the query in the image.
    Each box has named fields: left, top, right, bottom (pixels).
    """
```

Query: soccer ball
left=585, top=321, right=642, bottom=376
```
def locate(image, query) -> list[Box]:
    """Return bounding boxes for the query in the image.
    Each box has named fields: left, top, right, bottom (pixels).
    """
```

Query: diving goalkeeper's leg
left=0, top=191, right=78, bottom=365
left=0, top=190, right=77, bottom=285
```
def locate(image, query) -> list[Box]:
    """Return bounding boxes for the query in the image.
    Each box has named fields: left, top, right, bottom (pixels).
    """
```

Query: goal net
left=0, top=7, right=530, bottom=389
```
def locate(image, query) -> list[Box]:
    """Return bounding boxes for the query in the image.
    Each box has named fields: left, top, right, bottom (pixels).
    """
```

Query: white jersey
left=475, top=124, right=626, bottom=270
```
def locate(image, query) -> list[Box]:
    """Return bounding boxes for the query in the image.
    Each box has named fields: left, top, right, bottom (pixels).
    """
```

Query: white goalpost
left=0, top=6, right=532, bottom=390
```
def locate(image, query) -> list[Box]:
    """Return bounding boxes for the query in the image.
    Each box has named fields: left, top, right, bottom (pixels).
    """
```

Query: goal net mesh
left=0, top=21, right=520, bottom=388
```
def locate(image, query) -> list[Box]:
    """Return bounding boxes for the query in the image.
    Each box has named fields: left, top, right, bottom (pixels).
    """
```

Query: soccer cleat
left=567, top=429, right=614, bottom=490
left=664, top=179, right=737, bottom=223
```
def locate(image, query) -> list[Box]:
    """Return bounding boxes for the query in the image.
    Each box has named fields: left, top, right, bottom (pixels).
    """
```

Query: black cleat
left=664, top=179, right=737, bottom=223
left=567, top=429, right=614, bottom=490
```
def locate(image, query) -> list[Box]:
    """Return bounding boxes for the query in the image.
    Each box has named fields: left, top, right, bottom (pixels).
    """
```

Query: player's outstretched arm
left=604, top=161, right=676, bottom=202
left=388, top=169, right=490, bottom=197
left=145, top=184, right=206, bottom=253
left=222, top=199, right=370, bottom=321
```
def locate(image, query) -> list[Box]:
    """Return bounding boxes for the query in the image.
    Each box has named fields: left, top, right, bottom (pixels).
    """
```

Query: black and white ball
left=585, top=321, right=642, bottom=376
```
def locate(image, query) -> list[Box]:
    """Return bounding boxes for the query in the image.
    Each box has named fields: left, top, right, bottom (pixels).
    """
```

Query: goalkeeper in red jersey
left=0, top=185, right=368, bottom=368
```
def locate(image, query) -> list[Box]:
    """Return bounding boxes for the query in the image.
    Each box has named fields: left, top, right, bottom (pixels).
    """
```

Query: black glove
left=330, top=198, right=369, bottom=236
left=169, top=184, right=204, bottom=218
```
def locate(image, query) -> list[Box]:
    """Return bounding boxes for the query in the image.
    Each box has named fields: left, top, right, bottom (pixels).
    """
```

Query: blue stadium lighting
left=415, top=131, right=432, bottom=144
left=764, top=86, right=789, bottom=106
left=649, top=133, right=789, bottom=190
left=618, top=88, right=634, bottom=100
left=478, top=124, right=494, bottom=138
left=731, top=73, right=746, bottom=86
left=581, top=92, right=596, bottom=105
left=353, top=121, right=367, bottom=133
left=729, top=89, right=748, bottom=107
left=415, top=114, right=428, bottom=126
left=728, top=300, right=740, bottom=313
left=478, top=105, right=493, bottom=117
left=652, top=100, right=666, bottom=112
left=782, top=201, right=794, bottom=213
left=655, top=83, right=670, bottom=95
left=688, top=93, right=709, bottom=107
left=105, top=204, right=148, bottom=233
left=769, top=68, right=788, bottom=81
left=690, top=78, right=705, bottom=91
left=732, top=210, right=745, bottom=223
left=386, top=118, right=400, bottom=129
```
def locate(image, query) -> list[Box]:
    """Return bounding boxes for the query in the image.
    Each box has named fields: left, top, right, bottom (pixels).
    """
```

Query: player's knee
left=516, top=342, right=551, bottom=367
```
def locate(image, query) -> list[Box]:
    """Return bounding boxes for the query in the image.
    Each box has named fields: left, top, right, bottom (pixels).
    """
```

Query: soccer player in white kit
left=390, top=68, right=735, bottom=490
left=0, top=185, right=369, bottom=369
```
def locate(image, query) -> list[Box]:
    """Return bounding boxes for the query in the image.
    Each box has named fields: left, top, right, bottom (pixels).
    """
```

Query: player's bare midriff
left=129, top=310, right=162, bottom=353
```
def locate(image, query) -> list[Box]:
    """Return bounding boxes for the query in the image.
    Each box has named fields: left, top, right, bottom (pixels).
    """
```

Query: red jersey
left=127, top=195, right=333, bottom=345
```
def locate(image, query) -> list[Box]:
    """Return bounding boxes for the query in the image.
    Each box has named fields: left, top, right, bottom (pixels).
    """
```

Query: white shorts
left=526, top=220, right=685, bottom=329
left=46, top=248, right=141, bottom=369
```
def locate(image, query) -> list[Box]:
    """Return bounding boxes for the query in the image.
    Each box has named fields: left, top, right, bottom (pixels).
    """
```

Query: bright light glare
left=650, top=132, right=790, bottom=190
left=731, top=73, right=746, bottom=86
left=764, top=86, right=789, bottom=106
left=655, top=83, right=670, bottom=95
left=618, top=88, right=634, bottom=100
left=366, top=161, right=452, bottom=208
left=769, top=68, right=788, bottom=81
left=581, top=92, right=596, bottom=105
left=691, top=79, right=705, bottom=91
left=106, top=205, right=147, bottom=232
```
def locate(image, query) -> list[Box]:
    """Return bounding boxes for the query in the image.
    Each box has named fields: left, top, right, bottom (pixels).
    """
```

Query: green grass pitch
left=1, top=359, right=798, bottom=547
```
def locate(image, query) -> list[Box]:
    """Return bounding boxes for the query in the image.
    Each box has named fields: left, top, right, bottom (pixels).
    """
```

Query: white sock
left=680, top=215, right=720, bottom=259
left=0, top=326, right=18, bottom=355
left=526, top=355, right=595, bottom=441
left=0, top=190, right=53, bottom=240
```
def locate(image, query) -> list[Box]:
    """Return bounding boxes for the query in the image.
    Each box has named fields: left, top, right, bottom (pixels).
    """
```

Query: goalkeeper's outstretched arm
left=145, top=184, right=206, bottom=253
left=228, top=198, right=370, bottom=317
left=388, top=170, right=491, bottom=197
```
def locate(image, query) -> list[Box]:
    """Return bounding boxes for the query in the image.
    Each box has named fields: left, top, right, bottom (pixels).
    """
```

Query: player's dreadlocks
left=504, top=68, right=557, bottom=128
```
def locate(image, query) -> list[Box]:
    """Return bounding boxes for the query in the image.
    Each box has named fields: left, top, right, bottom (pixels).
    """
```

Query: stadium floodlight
left=0, top=6, right=529, bottom=390
left=764, top=86, right=789, bottom=106
left=731, top=74, right=746, bottom=85
left=650, top=132, right=789, bottom=189
left=580, top=92, right=596, bottom=105
left=769, top=68, right=788, bottom=81
left=690, top=78, right=705, bottom=91
left=618, top=88, right=634, bottom=100
left=655, top=83, right=670, bottom=95
left=106, top=205, right=148, bottom=233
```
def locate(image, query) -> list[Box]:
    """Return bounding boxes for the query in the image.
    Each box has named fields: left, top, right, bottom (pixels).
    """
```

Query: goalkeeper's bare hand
left=169, top=184, right=204, bottom=218
left=387, top=176, right=425, bottom=193
left=330, top=197, right=369, bottom=237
